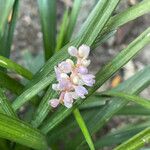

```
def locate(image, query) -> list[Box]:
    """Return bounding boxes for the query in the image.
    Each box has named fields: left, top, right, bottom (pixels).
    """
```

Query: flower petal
left=68, top=46, right=78, bottom=57
left=81, top=74, right=95, bottom=86
left=64, top=92, right=73, bottom=108
left=54, top=66, right=61, bottom=80
left=74, top=85, right=88, bottom=98
left=58, top=61, right=72, bottom=73
left=49, top=99, right=59, bottom=108
left=78, top=66, right=88, bottom=74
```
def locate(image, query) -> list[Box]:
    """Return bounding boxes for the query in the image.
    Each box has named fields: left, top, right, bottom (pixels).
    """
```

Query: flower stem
left=73, top=108, right=95, bottom=150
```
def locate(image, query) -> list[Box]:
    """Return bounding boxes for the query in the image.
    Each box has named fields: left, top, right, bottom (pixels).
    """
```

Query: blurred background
left=10, top=0, right=150, bottom=149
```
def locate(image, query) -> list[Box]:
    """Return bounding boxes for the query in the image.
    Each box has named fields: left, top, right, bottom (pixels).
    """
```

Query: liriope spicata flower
left=49, top=44, right=95, bottom=108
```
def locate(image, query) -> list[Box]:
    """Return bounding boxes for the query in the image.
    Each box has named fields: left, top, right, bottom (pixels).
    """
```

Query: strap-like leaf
left=65, top=0, right=82, bottom=43
left=117, top=105, right=150, bottom=116
left=0, top=55, right=33, bottom=79
left=38, top=0, right=56, bottom=60
left=0, top=0, right=19, bottom=58
left=0, top=113, right=47, bottom=150
left=73, top=108, right=95, bottom=150
left=12, top=76, right=51, bottom=111
left=115, top=127, right=150, bottom=150
left=0, top=0, right=15, bottom=37
left=95, top=121, right=150, bottom=149
left=0, top=71, right=24, bottom=95
left=101, top=91, right=150, bottom=110
left=55, top=9, right=69, bottom=51
left=0, top=88, right=17, bottom=117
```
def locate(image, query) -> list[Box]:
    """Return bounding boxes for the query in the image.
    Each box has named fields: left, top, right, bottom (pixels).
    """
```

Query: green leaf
left=55, top=9, right=69, bottom=51
left=101, top=91, right=150, bottom=110
left=73, top=108, right=95, bottom=150
left=95, top=121, right=150, bottom=149
left=117, top=105, right=150, bottom=116
left=0, top=55, right=33, bottom=79
left=0, top=88, right=17, bottom=117
left=38, top=0, right=56, bottom=61
left=31, top=85, right=54, bottom=127
left=93, top=0, right=150, bottom=48
left=0, top=0, right=19, bottom=58
left=0, top=0, right=15, bottom=37
left=28, top=0, right=121, bottom=128
left=40, top=27, right=150, bottom=134
left=0, top=71, right=24, bottom=95
left=12, top=76, right=52, bottom=111
left=0, top=113, right=47, bottom=150
left=114, top=127, right=150, bottom=150
left=64, top=0, right=82, bottom=43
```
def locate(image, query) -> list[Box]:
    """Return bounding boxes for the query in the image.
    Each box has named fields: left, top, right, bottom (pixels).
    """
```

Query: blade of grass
left=93, top=0, right=150, bottom=48
left=0, top=88, right=17, bottom=118
left=40, top=27, right=150, bottom=134
left=114, top=127, right=150, bottom=150
left=117, top=105, right=150, bottom=116
left=73, top=108, right=95, bottom=150
left=0, top=55, right=33, bottom=79
left=28, top=0, right=121, bottom=128
left=95, top=121, right=150, bottom=149
left=0, top=113, right=47, bottom=150
left=101, top=91, right=150, bottom=110
left=0, top=0, right=15, bottom=38
left=0, top=0, right=19, bottom=58
left=55, top=9, right=69, bottom=51
left=12, top=75, right=52, bottom=111
left=38, top=0, right=56, bottom=61
left=0, top=71, right=24, bottom=95
left=64, top=0, right=82, bottom=43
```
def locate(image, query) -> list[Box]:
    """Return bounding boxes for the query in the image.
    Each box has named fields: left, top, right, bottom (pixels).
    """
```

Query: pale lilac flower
left=58, top=61, right=72, bottom=73
left=78, top=66, right=88, bottom=74
left=74, top=85, right=88, bottom=98
left=58, top=78, right=72, bottom=91
left=54, top=67, right=61, bottom=81
left=63, top=92, right=74, bottom=108
left=49, top=44, right=95, bottom=108
left=81, top=74, right=95, bottom=87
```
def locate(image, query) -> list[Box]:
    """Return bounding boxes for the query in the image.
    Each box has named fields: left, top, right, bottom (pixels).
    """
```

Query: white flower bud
left=66, top=59, right=74, bottom=66
left=68, top=46, right=78, bottom=57
left=82, top=59, right=91, bottom=67
left=78, top=44, right=90, bottom=58
left=72, top=76, right=80, bottom=84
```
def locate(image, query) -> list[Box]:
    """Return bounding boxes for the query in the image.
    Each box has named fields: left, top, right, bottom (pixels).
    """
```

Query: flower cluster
left=49, top=45, right=95, bottom=108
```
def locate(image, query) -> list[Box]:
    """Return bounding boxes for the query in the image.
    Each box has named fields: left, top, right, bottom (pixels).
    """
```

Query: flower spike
left=49, top=44, right=95, bottom=108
